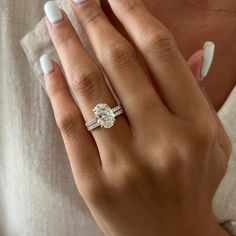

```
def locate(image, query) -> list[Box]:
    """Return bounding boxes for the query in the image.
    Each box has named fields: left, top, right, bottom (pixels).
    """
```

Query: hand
left=40, top=0, right=232, bottom=235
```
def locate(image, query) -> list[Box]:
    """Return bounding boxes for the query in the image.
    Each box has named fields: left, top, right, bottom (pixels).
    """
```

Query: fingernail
left=73, top=0, right=87, bottom=4
left=44, top=1, right=63, bottom=24
left=40, top=54, right=54, bottom=75
left=200, top=41, right=215, bottom=79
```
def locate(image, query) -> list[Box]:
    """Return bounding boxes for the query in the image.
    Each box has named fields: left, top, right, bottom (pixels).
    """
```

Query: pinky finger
left=40, top=54, right=102, bottom=190
left=187, top=49, right=204, bottom=82
left=187, top=41, right=215, bottom=82
left=187, top=45, right=232, bottom=159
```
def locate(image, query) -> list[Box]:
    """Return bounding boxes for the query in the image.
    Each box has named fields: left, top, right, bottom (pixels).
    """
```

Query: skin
left=43, top=0, right=233, bottom=235
left=102, top=0, right=236, bottom=111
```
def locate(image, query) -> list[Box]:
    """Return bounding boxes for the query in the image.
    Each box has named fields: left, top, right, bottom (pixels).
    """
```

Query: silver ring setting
left=85, top=103, right=124, bottom=131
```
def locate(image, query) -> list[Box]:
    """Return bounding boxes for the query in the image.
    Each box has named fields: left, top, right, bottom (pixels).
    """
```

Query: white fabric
left=0, top=0, right=235, bottom=235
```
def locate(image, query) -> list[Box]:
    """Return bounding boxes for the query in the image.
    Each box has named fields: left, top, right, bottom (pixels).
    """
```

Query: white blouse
left=0, top=0, right=235, bottom=235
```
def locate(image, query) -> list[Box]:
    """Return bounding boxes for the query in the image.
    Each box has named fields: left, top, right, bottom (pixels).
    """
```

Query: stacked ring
left=85, top=103, right=125, bottom=131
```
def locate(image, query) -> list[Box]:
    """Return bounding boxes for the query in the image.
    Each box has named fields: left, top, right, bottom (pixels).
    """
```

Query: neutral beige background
left=0, top=0, right=235, bottom=235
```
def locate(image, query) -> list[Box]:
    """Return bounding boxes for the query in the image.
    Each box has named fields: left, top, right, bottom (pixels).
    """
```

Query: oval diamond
left=93, top=103, right=115, bottom=128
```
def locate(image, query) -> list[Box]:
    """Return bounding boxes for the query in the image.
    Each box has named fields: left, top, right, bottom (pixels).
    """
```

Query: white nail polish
left=44, top=1, right=63, bottom=24
left=201, top=41, right=215, bottom=78
left=40, top=54, right=54, bottom=75
left=73, top=0, right=87, bottom=4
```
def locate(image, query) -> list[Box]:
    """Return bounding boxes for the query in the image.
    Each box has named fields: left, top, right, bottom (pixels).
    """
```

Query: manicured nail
left=44, top=1, right=63, bottom=24
left=40, top=54, right=54, bottom=75
left=73, top=0, right=87, bottom=4
left=200, top=41, right=215, bottom=79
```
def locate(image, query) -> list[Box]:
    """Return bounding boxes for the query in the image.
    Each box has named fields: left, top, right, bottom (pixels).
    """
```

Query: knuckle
left=53, top=27, right=75, bottom=49
left=194, top=130, right=215, bottom=149
left=76, top=168, right=107, bottom=205
left=186, top=116, right=218, bottom=151
left=161, top=142, right=184, bottom=167
left=84, top=11, right=105, bottom=29
left=116, top=165, right=142, bottom=192
left=86, top=187, right=107, bottom=205
left=47, top=81, right=64, bottom=97
left=194, top=118, right=218, bottom=141
left=85, top=182, right=111, bottom=206
left=70, top=68, right=104, bottom=102
left=144, top=30, right=178, bottom=62
left=102, top=42, right=136, bottom=67
left=156, top=139, right=188, bottom=177
left=119, top=0, right=142, bottom=16
left=56, top=111, right=79, bottom=136
left=166, top=154, right=185, bottom=177
left=220, top=131, right=232, bottom=161
left=225, top=135, right=233, bottom=157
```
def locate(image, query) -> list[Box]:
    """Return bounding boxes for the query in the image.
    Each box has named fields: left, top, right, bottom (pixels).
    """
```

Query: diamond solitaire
left=94, top=103, right=115, bottom=128
left=85, top=103, right=124, bottom=131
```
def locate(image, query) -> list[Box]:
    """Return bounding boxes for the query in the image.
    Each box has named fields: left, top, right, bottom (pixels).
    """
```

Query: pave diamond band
left=85, top=103, right=124, bottom=131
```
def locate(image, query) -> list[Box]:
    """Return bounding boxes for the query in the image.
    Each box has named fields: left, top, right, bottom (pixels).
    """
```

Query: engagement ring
left=85, top=103, right=124, bottom=131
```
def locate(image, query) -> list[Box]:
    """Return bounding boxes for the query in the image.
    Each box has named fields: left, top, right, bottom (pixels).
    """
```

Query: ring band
left=85, top=103, right=124, bottom=131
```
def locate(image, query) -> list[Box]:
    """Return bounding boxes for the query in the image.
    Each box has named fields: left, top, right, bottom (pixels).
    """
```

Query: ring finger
left=70, top=0, right=170, bottom=129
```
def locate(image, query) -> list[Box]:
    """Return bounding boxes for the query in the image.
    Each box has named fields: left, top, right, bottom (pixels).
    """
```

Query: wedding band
left=85, top=103, right=124, bottom=131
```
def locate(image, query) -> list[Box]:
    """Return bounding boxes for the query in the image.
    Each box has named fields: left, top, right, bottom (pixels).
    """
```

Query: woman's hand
left=40, top=0, right=232, bottom=235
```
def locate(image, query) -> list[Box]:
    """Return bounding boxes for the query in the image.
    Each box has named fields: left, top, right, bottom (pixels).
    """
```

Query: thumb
left=187, top=41, right=215, bottom=82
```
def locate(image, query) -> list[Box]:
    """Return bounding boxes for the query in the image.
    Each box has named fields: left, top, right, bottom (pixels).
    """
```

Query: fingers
left=39, top=55, right=101, bottom=185
left=70, top=0, right=170, bottom=128
left=43, top=1, right=131, bottom=156
left=201, top=42, right=215, bottom=79
left=106, top=0, right=212, bottom=119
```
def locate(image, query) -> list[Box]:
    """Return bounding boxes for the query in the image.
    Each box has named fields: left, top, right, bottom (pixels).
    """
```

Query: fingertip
left=201, top=41, right=215, bottom=78
left=40, top=54, right=54, bottom=76
left=70, top=0, right=88, bottom=6
left=188, top=41, right=215, bottom=82
left=44, top=1, right=63, bottom=24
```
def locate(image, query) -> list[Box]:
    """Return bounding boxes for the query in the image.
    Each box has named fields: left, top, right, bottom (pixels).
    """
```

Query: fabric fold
left=20, top=0, right=99, bottom=92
